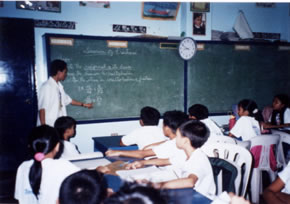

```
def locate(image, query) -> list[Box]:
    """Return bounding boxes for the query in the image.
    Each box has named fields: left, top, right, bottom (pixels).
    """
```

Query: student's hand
left=125, top=161, right=144, bottom=169
left=83, top=103, right=93, bottom=109
left=96, top=165, right=110, bottom=173
left=228, top=192, right=251, bottom=204
left=105, top=150, right=121, bottom=157
left=262, top=122, right=273, bottom=129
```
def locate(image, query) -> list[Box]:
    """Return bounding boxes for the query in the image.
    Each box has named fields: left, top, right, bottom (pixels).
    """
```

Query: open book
left=116, top=166, right=178, bottom=183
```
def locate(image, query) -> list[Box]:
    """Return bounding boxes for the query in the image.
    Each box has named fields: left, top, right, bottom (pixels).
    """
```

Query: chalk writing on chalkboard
left=34, top=19, right=76, bottom=29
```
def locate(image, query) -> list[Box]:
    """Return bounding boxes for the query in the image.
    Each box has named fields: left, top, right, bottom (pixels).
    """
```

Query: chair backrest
left=201, top=143, right=252, bottom=197
left=249, top=134, right=280, bottom=171
left=208, top=157, right=241, bottom=195
left=271, top=130, right=290, bottom=168
left=206, top=136, right=237, bottom=145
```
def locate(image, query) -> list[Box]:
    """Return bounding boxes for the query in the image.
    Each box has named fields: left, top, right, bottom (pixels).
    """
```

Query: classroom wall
left=1, top=2, right=289, bottom=152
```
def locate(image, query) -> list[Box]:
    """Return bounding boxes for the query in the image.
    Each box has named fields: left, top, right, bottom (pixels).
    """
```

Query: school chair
left=249, top=134, right=280, bottom=204
left=271, top=130, right=290, bottom=169
left=206, top=135, right=237, bottom=145
left=201, top=143, right=252, bottom=197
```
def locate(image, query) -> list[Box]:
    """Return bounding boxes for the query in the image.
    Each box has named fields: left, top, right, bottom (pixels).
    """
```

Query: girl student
left=263, top=94, right=290, bottom=130
left=229, top=99, right=263, bottom=141
left=54, top=116, right=80, bottom=159
left=14, top=125, right=80, bottom=204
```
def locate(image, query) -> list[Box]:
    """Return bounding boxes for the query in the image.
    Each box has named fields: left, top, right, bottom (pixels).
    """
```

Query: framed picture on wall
left=16, top=1, right=61, bottom=12
left=193, top=13, right=206, bottom=35
left=142, top=2, right=180, bottom=20
left=190, top=3, right=210, bottom=12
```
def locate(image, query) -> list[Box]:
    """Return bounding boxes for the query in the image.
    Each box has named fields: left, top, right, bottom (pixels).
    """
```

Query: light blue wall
left=211, top=3, right=290, bottom=41
left=1, top=1, right=289, bottom=152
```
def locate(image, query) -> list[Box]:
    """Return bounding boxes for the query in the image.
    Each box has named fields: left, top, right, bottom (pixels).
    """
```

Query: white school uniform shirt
left=178, top=148, right=216, bottom=198
left=278, top=161, right=290, bottom=194
left=15, top=160, right=38, bottom=204
left=121, top=126, right=167, bottom=149
left=60, top=140, right=80, bottom=159
left=152, top=138, right=187, bottom=168
left=201, top=118, right=224, bottom=138
left=40, top=158, right=80, bottom=204
left=15, top=158, right=80, bottom=204
left=230, top=116, right=261, bottom=141
left=37, top=77, right=72, bottom=126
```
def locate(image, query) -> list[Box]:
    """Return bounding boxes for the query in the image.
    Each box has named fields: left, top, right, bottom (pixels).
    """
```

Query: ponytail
left=238, top=99, right=263, bottom=122
left=28, top=125, right=60, bottom=198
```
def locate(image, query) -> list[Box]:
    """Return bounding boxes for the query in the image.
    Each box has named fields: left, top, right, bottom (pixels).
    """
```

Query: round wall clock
left=178, top=37, right=197, bottom=60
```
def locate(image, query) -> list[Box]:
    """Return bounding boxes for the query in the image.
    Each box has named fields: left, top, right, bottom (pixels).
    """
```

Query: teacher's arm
left=71, top=99, right=93, bottom=109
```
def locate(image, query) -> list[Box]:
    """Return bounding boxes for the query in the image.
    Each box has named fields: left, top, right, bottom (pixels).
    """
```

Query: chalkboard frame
left=44, top=34, right=186, bottom=124
left=44, top=34, right=290, bottom=124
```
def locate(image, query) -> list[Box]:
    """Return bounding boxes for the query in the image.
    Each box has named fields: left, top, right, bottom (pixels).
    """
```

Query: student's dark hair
left=194, top=13, right=202, bottom=20
left=59, top=170, right=107, bottom=204
left=163, top=110, right=189, bottom=134
left=140, top=106, right=160, bottom=126
left=28, top=125, right=60, bottom=199
left=271, top=94, right=290, bottom=125
left=104, top=182, right=166, bottom=204
left=54, top=116, right=77, bottom=140
left=188, top=104, right=209, bottom=120
left=179, top=120, right=209, bottom=148
left=238, top=99, right=263, bottom=122
left=50, top=59, right=67, bottom=76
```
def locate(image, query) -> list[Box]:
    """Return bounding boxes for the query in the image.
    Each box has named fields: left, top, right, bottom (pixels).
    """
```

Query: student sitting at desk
left=54, top=116, right=80, bottom=159
left=120, top=106, right=167, bottom=150
left=105, top=110, right=188, bottom=160
left=188, top=104, right=224, bottom=138
left=14, top=125, right=80, bottom=204
left=151, top=120, right=216, bottom=199
left=229, top=99, right=262, bottom=141
left=263, top=161, right=290, bottom=204
left=263, top=94, right=290, bottom=130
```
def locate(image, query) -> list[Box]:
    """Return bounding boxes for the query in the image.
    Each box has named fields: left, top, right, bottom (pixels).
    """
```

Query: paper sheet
left=116, top=166, right=178, bottom=183
left=71, top=158, right=111, bottom=170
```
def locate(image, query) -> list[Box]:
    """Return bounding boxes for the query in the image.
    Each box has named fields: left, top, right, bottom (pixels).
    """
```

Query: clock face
left=178, top=38, right=197, bottom=60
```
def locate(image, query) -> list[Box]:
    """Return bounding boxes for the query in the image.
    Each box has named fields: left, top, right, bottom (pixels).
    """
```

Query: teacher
left=37, top=59, right=93, bottom=126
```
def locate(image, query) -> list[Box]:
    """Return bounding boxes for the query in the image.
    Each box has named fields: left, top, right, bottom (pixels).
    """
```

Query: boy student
left=105, top=110, right=188, bottom=160
left=120, top=106, right=167, bottom=150
left=188, top=104, right=224, bottom=138
left=37, top=59, right=93, bottom=127
left=152, top=120, right=216, bottom=198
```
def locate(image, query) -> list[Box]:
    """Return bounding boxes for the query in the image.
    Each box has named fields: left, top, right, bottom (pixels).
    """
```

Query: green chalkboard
left=45, top=35, right=184, bottom=121
left=188, top=43, right=290, bottom=113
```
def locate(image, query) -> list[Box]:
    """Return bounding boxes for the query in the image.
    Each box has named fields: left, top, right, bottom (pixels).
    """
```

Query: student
left=229, top=99, right=262, bottom=141
left=120, top=106, right=167, bottom=150
left=188, top=104, right=224, bottom=138
left=263, top=94, right=290, bottom=130
left=14, top=125, right=80, bottom=204
left=105, top=110, right=188, bottom=160
left=58, top=169, right=108, bottom=204
left=104, top=182, right=166, bottom=204
left=263, top=161, right=290, bottom=204
left=152, top=120, right=215, bottom=199
left=54, top=116, right=80, bottom=159
left=37, top=59, right=93, bottom=126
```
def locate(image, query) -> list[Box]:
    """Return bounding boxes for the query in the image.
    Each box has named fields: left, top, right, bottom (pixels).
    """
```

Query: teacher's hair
left=50, top=59, right=67, bottom=76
